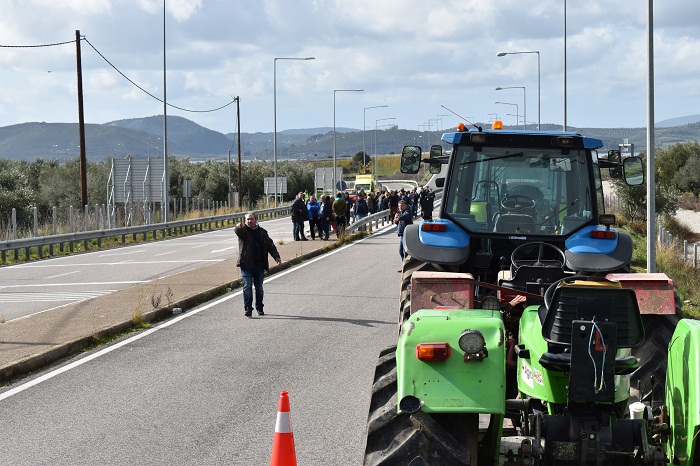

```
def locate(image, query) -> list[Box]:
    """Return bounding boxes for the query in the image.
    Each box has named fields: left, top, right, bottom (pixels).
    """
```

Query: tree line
left=613, top=141, right=700, bottom=221
left=0, top=151, right=380, bottom=231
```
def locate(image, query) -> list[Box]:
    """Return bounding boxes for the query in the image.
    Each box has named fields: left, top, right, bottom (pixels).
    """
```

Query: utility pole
left=75, top=30, right=88, bottom=208
left=236, top=96, right=242, bottom=208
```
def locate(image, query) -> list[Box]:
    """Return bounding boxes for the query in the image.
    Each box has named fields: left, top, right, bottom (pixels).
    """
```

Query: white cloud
left=0, top=0, right=697, bottom=133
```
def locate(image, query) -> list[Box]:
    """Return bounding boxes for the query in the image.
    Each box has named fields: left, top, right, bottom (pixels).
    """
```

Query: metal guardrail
left=345, top=189, right=443, bottom=235
left=346, top=209, right=394, bottom=235
left=0, top=205, right=292, bottom=263
left=1, top=189, right=444, bottom=263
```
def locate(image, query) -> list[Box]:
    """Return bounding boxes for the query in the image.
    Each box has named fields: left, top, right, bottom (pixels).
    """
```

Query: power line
left=1, top=36, right=235, bottom=114
left=82, top=37, right=235, bottom=113
left=0, top=40, right=74, bottom=48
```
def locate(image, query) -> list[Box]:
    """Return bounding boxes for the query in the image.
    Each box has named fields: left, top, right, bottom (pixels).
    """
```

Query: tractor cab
left=400, top=129, right=644, bottom=288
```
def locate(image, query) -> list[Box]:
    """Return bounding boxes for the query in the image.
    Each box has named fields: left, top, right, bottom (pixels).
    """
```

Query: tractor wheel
left=398, top=255, right=450, bottom=331
left=630, top=293, right=682, bottom=403
left=363, top=346, right=475, bottom=466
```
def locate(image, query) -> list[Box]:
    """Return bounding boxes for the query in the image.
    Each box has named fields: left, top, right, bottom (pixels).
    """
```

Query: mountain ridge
left=0, top=115, right=697, bottom=162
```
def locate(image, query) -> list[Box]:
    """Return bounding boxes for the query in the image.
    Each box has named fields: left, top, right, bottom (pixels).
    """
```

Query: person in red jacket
left=235, top=212, right=282, bottom=317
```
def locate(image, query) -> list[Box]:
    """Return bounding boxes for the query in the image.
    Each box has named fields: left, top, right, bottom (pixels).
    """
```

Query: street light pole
left=274, top=57, right=315, bottom=208
left=496, top=86, right=526, bottom=129
left=494, top=101, right=519, bottom=128
left=163, top=0, right=169, bottom=223
left=497, top=51, right=540, bottom=130
left=363, top=105, right=388, bottom=167
left=333, top=89, right=364, bottom=193
left=375, top=117, right=396, bottom=183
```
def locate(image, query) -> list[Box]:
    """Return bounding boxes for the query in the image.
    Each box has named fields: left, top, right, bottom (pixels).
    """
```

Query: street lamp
left=364, top=105, right=388, bottom=167
left=437, top=114, right=450, bottom=132
left=274, top=56, right=315, bottom=207
left=333, top=89, right=364, bottom=193
left=375, top=117, right=396, bottom=183
left=497, top=51, right=540, bottom=130
left=494, top=101, right=519, bottom=128
left=496, top=86, right=526, bottom=129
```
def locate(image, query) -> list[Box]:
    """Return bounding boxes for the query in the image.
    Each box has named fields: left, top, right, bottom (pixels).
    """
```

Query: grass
left=617, top=213, right=700, bottom=318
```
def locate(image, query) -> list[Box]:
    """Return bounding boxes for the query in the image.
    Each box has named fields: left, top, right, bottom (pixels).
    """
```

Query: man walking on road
left=235, top=212, right=282, bottom=317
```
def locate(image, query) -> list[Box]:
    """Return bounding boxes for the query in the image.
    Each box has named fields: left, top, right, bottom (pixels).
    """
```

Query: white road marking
left=45, top=271, right=80, bottom=279
left=0, top=281, right=145, bottom=290
left=0, top=291, right=117, bottom=303
left=13, top=259, right=224, bottom=268
left=97, top=249, right=146, bottom=257
left=0, top=224, right=393, bottom=401
left=211, top=246, right=237, bottom=253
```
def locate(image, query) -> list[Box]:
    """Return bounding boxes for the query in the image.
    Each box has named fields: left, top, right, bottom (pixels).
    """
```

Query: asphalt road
left=0, top=227, right=401, bottom=465
left=0, top=217, right=302, bottom=322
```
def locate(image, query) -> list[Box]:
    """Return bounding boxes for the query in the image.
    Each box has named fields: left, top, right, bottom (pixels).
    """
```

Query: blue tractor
left=363, top=124, right=698, bottom=465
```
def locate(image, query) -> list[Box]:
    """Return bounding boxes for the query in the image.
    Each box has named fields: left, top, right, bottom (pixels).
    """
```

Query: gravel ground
left=673, top=209, right=700, bottom=235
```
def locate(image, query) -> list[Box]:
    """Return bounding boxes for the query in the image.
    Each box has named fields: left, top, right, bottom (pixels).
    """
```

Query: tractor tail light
left=421, top=223, right=447, bottom=232
left=416, top=343, right=451, bottom=361
left=590, top=230, right=616, bottom=239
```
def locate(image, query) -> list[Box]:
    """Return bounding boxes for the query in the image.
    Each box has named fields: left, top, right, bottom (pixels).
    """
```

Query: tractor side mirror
left=623, top=157, right=644, bottom=186
left=400, top=145, right=422, bottom=174
left=429, top=145, right=443, bottom=174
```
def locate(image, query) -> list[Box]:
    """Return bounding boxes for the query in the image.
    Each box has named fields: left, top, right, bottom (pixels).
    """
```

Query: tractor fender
left=396, top=309, right=506, bottom=415
left=665, top=318, right=700, bottom=465
left=403, top=220, right=470, bottom=266
left=565, top=227, right=633, bottom=272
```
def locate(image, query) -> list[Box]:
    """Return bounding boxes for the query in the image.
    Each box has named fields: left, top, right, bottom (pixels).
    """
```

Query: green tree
left=613, top=151, right=678, bottom=222
left=655, top=141, right=700, bottom=192
left=0, top=160, right=36, bottom=229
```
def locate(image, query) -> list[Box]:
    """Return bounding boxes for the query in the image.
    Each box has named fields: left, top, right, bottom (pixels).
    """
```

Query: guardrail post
left=70, top=206, right=74, bottom=232
left=84, top=205, right=89, bottom=231
left=33, top=206, right=38, bottom=237
left=53, top=206, right=57, bottom=235
left=684, top=240, right=688, bottom=262
left=694, top=243, right=698, bottom=268
left=12, top=208, right=17, bottom=240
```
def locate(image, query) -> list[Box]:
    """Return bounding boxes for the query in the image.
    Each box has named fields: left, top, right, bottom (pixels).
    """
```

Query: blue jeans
left=399, top=235, right=405, bottom=260
left=293, top=220, right=305, bottom=239
left=241, top=264, right=265, bottom=311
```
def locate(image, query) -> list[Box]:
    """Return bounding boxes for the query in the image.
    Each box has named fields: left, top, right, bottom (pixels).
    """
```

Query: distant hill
left=0, top=115, right=697, bottom=162
left=656, top=115, right=700, bottom=128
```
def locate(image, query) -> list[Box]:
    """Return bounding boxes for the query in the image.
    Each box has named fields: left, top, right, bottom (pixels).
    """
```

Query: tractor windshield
left=444, top=146, right=595, bottom=236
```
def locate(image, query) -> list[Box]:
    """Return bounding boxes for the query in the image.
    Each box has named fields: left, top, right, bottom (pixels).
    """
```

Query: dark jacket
left=396, top=208, right=413, bottom=236
left=292, top=198, right=307, bottom=222
left=235, top=224, right=280, bottom=272
left=355, top=198, right=369, bottom=216
left=321, top=197, right=334, bottom=221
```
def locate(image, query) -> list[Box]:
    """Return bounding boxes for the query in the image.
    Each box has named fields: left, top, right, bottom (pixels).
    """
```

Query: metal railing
left=0, top=205, right=291, bottom=263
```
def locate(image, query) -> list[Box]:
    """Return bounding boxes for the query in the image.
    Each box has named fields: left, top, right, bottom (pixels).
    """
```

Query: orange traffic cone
left=270, top=390, right=297, bottom=466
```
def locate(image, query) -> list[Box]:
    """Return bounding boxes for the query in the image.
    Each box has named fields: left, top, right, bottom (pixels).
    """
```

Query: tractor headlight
left=458, top=329, right=487, bottom=361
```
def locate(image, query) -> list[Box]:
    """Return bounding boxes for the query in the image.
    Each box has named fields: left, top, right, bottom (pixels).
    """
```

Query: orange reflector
left=421, top=223, right=447, bottom=232
left=491, top=119, right=504, bottom=130
left=590, top=230, right=616, bottom=239
left=416, top=343, right=451, bottom=361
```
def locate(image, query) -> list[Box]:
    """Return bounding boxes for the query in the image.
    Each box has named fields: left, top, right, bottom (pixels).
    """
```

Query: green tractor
left=363, top=125, right=699, bottom=465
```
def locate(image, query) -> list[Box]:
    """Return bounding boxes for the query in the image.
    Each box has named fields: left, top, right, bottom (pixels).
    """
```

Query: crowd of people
left=290, top=186, right=436, bottom=241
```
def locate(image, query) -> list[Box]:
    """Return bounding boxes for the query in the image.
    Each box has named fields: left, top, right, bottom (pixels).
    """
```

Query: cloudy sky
left=0, top=0, right=699, bottom=136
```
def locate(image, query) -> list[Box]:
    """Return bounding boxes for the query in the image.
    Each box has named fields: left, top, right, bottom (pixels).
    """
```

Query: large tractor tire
left=630, top=293, right=682, bottom=403
left=363, top=346, right=475, bottom=466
